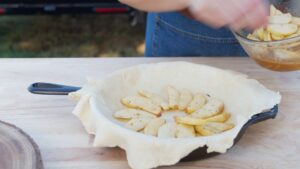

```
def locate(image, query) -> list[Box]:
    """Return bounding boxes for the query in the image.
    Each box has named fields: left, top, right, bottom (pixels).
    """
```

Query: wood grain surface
left=0, top=120, right=43, bottom=169
left=0, top=57, right=299, bottom=169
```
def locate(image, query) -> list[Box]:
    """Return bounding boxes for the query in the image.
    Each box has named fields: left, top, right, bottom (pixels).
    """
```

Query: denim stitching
left=152, top=15, right=160, bottom=56
left=158, top=16, right=238, bottom=43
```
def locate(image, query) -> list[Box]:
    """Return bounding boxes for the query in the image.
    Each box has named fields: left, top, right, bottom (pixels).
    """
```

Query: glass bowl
left=234, top=0, right=300, bottom=71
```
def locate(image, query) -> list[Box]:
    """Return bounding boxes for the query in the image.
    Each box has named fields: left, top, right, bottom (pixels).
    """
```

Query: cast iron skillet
left=28, top=82, right=279, bottom=161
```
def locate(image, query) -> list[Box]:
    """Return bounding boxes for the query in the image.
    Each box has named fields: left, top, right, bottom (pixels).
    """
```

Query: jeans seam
left=152, top=15, right=160, bottom=56
left=158, top=16, right=238, bottom=43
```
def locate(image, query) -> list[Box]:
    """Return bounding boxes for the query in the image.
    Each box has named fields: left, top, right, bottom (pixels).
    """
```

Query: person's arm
left=119, top=0, right=190, bottom=12
left=119, top=0, right=269, bottom=30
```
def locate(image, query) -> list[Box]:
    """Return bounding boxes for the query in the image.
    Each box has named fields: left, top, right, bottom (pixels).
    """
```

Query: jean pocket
left=151, top=13, right=247, bottom=57
left=157, top=16, right=238, bottom=44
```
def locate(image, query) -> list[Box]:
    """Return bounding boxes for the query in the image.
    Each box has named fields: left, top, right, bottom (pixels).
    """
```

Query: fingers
left=190, top=0, right=240, bottom=28
left=208, top=0, right=243, bottom=28
left=247, top=1, right=269, bottom=30
left=189, top=0, right=218, bottom=27
left=230, top=0, right=269, bottom=30
left=188, top=0, right=268, bottom=30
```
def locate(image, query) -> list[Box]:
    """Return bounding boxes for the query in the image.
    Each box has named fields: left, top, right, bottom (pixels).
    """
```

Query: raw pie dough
left=69, top=61, right=281, bottom=169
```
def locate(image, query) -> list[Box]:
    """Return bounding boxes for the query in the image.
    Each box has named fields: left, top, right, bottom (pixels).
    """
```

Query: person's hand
left=188, top=0, right=269, bottom=30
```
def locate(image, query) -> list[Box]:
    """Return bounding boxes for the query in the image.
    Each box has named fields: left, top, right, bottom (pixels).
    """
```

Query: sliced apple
left=271, top=33, right=285, bottom=41
left=157, top=122, right=177, bottom=138
left=176, top=124, right=195, bottom=138
left=267, top=24, right=298, bottom=36
left=194, top=125, right=214, bottom=136
left=270, top=5, right=282, bottom=16
left=114, top=108, right=156, bottom=119
left=174, top=115, right=206, bottom=126
left=121, top=96, right=162, bottom=116
left=269, top=13, right=292, bottom=24
left=286, top=29, right=300, bottom=38
left=191, top=98, right=224, bottom=119
left=167, top=86, right=180, bottom=109
left=144, top=118, right=166, bottom=136
left=205, top=112, right=231, bottom=123
left=138, top=90, right=170, bottom=110
left=273, top=49, right=300, bottom=60
left=253, top=27, right=265, bottom=40
left=195, top=122, right=235, bottom=136
left=247, top=34, right=260, bottom=41
left=270, top=5, right=276, bottom=16
left=178, top=89, right=193, bottom=111
left=263, top=31, right=272, bottom=41
left=205, top=122, right=235, bottom=133
left=186, top=93, right=207, bottom=114
left=292, top=17, right=300, bottom=26
left=125, top=117, right=152, bottom=131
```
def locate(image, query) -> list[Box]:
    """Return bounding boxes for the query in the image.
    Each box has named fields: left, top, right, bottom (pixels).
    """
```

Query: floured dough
left=69, top=61, right=281, bottom=169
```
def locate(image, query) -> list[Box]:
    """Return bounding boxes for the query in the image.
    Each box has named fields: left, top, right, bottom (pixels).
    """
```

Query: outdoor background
left=0, top=14, right=145, bottom=58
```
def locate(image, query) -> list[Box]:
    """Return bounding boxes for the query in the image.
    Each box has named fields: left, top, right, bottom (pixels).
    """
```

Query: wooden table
left=0, top=57, right=299, bottom=169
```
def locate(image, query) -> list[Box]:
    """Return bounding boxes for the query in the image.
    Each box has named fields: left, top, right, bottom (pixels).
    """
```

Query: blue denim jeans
left=145, top=12, right=247, bottom=57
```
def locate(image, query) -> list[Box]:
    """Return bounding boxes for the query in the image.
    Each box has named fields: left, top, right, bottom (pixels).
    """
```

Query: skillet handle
left=232, top=105, right=279, bottom=145
left=247, top=105, right=278, bottom=125
left=28, top=82, right=81, bottom=95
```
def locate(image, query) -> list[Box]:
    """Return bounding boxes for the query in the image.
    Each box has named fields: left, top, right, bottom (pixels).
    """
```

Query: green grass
left=0, top=15, right=145, bottom=58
